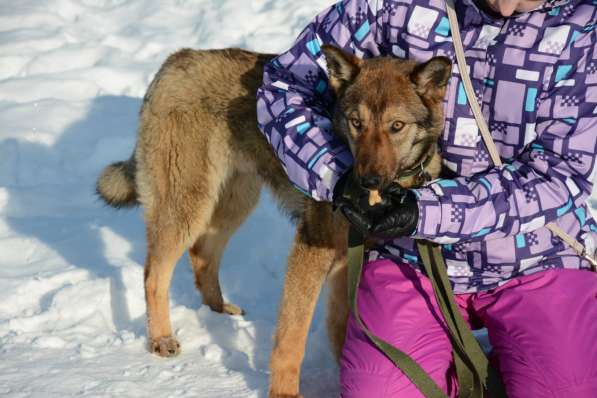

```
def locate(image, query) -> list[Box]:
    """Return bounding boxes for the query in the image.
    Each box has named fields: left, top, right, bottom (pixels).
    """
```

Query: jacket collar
left=456, top=0, right=573, bottom=27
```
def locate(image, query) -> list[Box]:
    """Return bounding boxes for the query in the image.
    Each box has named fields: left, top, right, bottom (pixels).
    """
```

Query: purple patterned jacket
left=256, top=0, right=597, bottom=292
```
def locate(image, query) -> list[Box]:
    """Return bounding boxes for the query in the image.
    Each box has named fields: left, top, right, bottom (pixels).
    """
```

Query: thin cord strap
left=445, top=0, right=597, bottom=270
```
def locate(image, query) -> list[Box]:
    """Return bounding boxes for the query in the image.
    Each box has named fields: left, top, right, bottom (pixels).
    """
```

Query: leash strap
left=445, top=0, right=597, bottom=271
left=347, top=229, right=449, bottom=398
left=417, top=241, right=507, bottom=398
left=347, top=229, right=507, bottom=397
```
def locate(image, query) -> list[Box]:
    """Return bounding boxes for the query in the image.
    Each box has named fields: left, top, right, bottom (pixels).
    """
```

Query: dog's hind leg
left=143, top=208, right=207, bottom=357
left=189, top=232, right=242, bottom=316
left=189, top=171, right=261, bottom=316
left=269, top=203, right=338, bottom=398
left=138, top=110, right=225, bottom=358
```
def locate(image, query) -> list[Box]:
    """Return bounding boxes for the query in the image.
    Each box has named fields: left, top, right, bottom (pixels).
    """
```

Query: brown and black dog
left=96, top=45, right=450, bottom=397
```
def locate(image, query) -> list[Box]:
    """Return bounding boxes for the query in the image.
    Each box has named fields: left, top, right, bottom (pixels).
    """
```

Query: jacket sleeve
left=413, top=39, right=597, bottom=244
left=256, top=0, right=383, bottom=201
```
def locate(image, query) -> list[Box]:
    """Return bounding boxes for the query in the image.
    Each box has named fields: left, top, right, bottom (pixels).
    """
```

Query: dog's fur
left=96, top=46, right=450, bottom=398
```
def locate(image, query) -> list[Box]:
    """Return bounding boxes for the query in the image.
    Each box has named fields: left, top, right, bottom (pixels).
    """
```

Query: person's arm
left=413, top=42, right=597, bottom=244
left=256, top=0, right=383, bottom=201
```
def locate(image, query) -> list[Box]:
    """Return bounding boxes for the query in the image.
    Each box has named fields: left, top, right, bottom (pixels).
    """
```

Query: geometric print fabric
left=256, top=0, right=597, bottom=292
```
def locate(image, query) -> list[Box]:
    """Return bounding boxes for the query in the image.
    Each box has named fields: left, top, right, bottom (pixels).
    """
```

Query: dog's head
left=322, top=45, right=451, bottom=191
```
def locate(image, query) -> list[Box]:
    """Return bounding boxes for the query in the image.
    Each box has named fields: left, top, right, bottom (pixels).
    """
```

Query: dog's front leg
left=325, top=255, right=349, bottom=361
left=269, top=218, right=336, bottom=398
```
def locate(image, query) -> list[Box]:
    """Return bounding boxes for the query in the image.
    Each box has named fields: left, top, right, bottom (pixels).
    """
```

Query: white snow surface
left=1, top=1, right=597, bottom=397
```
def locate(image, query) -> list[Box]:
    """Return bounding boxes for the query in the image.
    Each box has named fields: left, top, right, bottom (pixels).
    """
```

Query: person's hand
left=369, top=183, right=419, bottom=239
left=332, top=171, right=377, bottom=235
left=333, top=172, right=419, bottom=239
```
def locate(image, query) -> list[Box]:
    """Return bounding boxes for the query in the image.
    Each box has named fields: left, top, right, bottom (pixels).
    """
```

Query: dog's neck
left=395, top=143, right=437, bottom=186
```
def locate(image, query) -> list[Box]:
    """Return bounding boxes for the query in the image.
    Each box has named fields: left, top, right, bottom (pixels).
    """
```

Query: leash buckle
left=415, top=161, right=432, bottom=186
left=420, top=160, right=432, bottom=183
left=582, top=249, right=597, bottom=272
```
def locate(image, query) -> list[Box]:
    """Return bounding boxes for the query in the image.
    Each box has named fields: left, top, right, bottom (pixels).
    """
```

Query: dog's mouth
left=358, top=150, right=436, bottom=206
left=351, top=174, right=392, bottom=207
left=353, top=136, right=437, bottom=207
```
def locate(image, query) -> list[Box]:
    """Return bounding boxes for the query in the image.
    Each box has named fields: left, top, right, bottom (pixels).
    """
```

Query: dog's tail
left=96, top=156, right=139, bottom=208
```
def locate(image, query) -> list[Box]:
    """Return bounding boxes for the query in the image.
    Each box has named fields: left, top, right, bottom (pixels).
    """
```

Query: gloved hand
left=332, top=171, right=376, bottom=235
left=369, top=183, right=419, bottom=239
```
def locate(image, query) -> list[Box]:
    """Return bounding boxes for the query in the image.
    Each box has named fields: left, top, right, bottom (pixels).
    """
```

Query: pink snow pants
left=339, top=259, right=597, bottom=397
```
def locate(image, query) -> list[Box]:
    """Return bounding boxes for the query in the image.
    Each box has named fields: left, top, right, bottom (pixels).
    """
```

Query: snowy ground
left=1, top=1, right=597, bottom=398
left=0, top=1, right=338, bottom=397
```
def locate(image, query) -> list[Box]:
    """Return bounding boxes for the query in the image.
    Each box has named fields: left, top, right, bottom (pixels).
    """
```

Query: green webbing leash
left=346, top=228, right=507, bottom=398
left=417, top=241, right=506, bottom=398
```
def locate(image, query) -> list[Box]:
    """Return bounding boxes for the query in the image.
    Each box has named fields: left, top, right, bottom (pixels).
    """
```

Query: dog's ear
left=321, top=45, right=362, bottom=92
left=411, top=56, right=452, bottom=99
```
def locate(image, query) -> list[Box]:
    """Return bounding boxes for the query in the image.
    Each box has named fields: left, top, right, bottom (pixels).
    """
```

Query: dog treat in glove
left=368, top=189, right=382, bottom=206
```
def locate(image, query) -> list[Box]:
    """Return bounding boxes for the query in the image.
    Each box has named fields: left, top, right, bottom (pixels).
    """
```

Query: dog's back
left=98, top=48, right=303, bottom=218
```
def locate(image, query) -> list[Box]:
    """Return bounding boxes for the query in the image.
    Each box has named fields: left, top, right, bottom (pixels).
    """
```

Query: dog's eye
left=390, top=121, right=405, bottom=133
left=349, top=117, right=362, bottom=130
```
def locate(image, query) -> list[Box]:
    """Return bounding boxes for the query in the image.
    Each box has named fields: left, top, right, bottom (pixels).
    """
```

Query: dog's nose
left=360, top=174, right=381, bottom=189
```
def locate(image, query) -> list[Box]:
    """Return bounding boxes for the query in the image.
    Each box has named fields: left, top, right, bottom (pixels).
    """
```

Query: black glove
left=332, top=171, right=376, bottom=235
left=369, top=183, right=419, bottom=239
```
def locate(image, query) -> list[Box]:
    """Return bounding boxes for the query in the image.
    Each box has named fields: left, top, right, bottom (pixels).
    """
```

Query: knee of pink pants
left=474, top=268, right=597, bottom=397
left=339, top=259, right=459, bottom=397
left=339, top=260, right=597, bottom=398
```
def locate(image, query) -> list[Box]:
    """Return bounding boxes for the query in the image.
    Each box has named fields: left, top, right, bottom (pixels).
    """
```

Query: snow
left=1, top=1, right=596, bottom=397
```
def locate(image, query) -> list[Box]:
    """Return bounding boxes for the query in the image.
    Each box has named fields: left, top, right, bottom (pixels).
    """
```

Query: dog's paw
left=149, top=336, right=181, bottom=357
left=222, top=303, right=245, bottom=316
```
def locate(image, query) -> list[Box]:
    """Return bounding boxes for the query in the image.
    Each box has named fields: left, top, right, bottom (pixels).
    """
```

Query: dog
left=96, top=45, right=450, bottom=397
